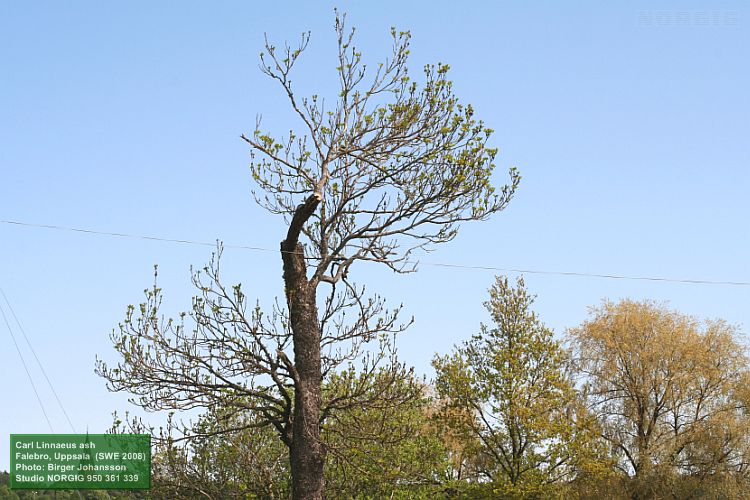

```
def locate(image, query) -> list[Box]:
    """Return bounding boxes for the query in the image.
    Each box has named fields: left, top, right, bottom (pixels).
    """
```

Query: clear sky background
left=1, top=1, right=748, bottom=471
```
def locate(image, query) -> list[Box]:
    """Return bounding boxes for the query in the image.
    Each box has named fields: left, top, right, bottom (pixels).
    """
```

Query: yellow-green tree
left=568, top=299, right=750, bottom=498
left=433, top=276, right=603, bottom=497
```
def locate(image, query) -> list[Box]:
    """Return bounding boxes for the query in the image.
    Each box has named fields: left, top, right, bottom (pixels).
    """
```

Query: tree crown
left=243, top=12, right=519, bottom=283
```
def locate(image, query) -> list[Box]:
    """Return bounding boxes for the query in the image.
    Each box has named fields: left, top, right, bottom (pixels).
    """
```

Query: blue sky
left=1, top=2, right=748, bottom=471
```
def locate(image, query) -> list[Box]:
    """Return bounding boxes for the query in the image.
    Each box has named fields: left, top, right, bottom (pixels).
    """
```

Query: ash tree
left=97, top=12, right=518, bottom=500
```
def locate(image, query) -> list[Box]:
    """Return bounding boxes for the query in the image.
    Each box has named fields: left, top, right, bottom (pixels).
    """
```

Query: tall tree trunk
left=281, top=194, right=325, bottom=499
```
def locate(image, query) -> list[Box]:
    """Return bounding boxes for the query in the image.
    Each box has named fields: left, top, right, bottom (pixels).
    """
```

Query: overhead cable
left=2, top=218, right=748, bottom=287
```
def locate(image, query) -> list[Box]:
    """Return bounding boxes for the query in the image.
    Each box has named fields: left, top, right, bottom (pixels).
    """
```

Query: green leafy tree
left=433, top=276, right=603, bottom=497
left=130, top=370, right=447, bottom=500
left=323, top=369, right=448, bottom=498
left=97, top=11, right=518, bottom=499
left=148, top=410, right=289, bottom=499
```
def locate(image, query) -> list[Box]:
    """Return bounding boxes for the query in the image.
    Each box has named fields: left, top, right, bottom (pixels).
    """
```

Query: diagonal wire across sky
left=2, top=218, right=749, bottom=287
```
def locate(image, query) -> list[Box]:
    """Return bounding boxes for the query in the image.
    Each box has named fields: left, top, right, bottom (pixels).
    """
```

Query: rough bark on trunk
left=282, top=194, right=325, bottom=500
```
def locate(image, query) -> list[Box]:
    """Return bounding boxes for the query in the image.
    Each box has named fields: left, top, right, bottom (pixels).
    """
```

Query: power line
left=1, top=288, right=77, bottom=433
left=1, top=289, right=82, bottom=498
left=0, top=301, right=55, bottom=432
left=2, top=218, right=749, bottom=287
left=426, top=263, right=750, bottom=286
left=0, top=219, right=276, bottom=253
